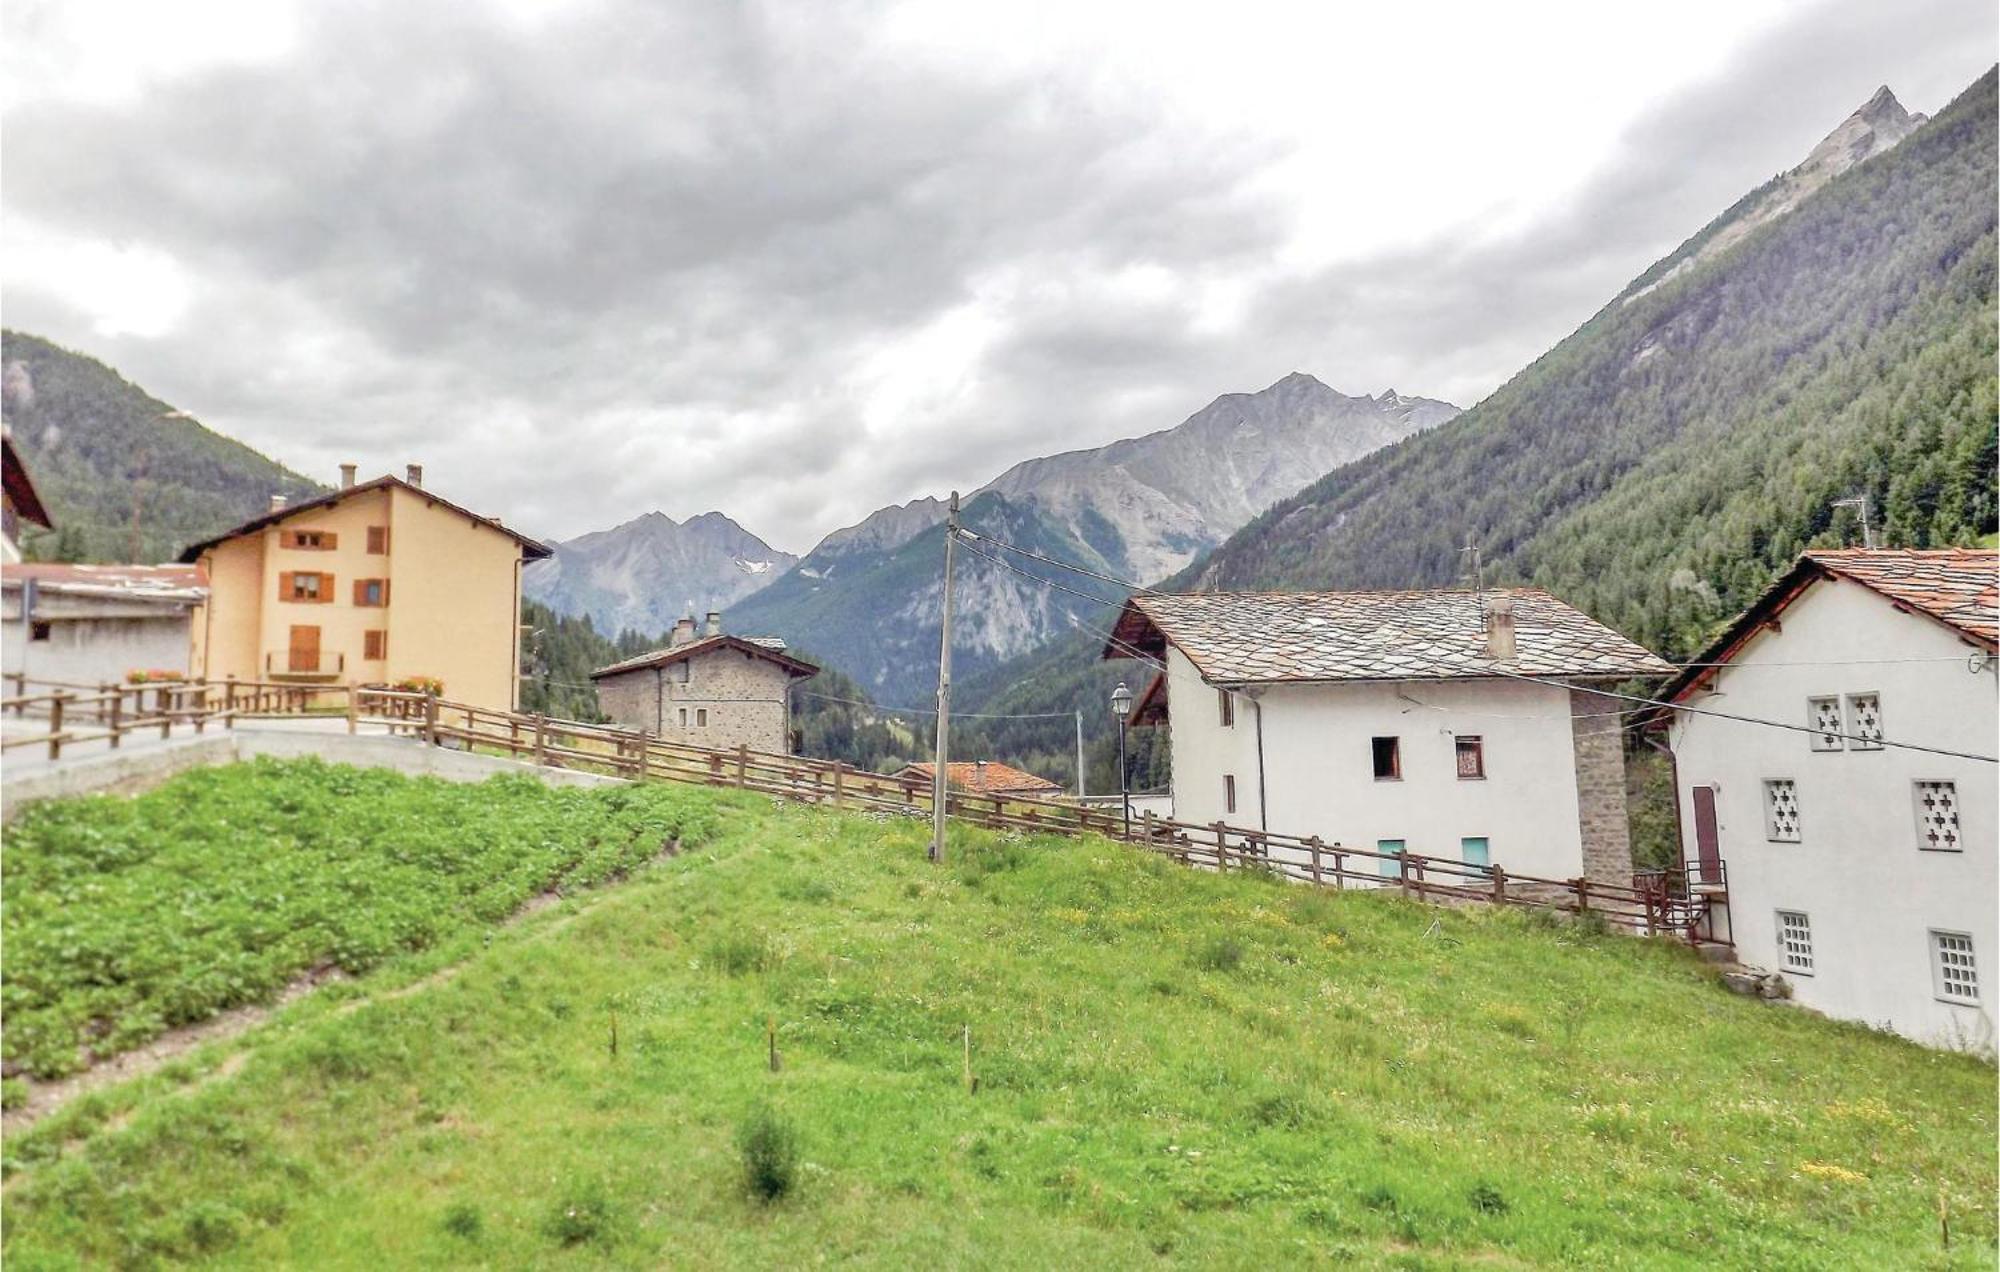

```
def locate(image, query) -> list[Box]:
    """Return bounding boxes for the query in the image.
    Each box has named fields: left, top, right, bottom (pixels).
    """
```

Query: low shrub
left=543, top=1178, right=616, bottom=1246
left=1192, top=935, right=1244, bottom=973
left=737, top=1106, right=799, bottom=1203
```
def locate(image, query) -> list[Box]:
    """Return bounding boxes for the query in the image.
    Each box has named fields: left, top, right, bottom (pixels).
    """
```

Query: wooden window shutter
left=279, top=530, right=295, bottom=549
left=353, top=578, right=369, bottom=605
left=278, top=570, right=294, bottom=599
left=367, top=526, right=389, bottom=554
left=318, top=572, right=336, bottom=602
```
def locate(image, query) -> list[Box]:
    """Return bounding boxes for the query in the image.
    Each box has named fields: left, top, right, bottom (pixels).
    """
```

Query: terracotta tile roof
left=1105, top=588, right=1671, bottom=684
left=588, top=634, right=818, bottom=680
left=1804, top=549, right=1997, bottom=645
left=898, top=760, right=1063, bottom=795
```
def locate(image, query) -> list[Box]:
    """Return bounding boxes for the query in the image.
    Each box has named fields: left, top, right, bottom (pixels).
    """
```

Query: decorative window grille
left=1455, top=735, right=1486, bottom=779
left=1808, top=697, right=1844, bottom=751
left=1763, top=779, right=1801, bottom=842
left=1776, top=911, right=1814, bottom=974
left=1931, top=930, right=1978, bottom=1004
left=1844, top=693, right=1883, bottom=750
left=1914, top=781, right=1961, bottom=851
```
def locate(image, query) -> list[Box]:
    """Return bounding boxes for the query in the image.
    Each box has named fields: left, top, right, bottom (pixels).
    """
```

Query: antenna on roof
left=1831, top=495, right=1876, bottom=549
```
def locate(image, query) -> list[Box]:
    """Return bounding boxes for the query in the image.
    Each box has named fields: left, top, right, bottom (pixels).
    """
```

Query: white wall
left=1159, top=645, right=1589, bottom=884
left=1669, top=575, right=1997, bottom=1049
left=1, top=594, right=195, bottom=684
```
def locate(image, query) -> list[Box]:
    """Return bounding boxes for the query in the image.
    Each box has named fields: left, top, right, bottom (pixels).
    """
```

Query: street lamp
left=1109, top=680, right=1133, bottom=837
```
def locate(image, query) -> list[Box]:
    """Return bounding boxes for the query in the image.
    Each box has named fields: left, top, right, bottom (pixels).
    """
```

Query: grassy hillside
left=3, top=761, right=1992, bottom=1267
left=1187, top=69, right=1998, bottom=659
left=0, top=330, right=324, bottom=563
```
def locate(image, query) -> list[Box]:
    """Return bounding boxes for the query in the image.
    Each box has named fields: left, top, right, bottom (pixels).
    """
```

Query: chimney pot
left=670, top=616, right=695, bottom=647
left=339, top=463, right=357, bottom=488
left=405, top=463, right=424, bottom=488
left=268, top=494, right=288, bottom=513
left=705, top=610, right=722, bottom=637
left=1485, top=594, right=1517, bottom=661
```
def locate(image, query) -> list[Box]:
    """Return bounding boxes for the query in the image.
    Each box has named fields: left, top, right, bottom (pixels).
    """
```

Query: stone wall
left=594, top=646, right=793, bottom=753
left=1570, top=687, right=1635, bottom=891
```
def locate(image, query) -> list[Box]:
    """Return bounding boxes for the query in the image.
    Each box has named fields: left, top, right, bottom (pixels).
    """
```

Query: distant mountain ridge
left=523, top=510, right=798, bottom=637
left=724, top=373, right=1456, bottom=700
left=0, top=331, right=325, bottom=562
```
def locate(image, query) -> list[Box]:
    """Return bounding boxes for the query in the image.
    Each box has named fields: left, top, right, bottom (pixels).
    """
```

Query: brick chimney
left=268, top=494, right=288, bottom=513
left=339, top=463, right=357, bottom=488
left=704, top=610, right=722, bottom=637
left=405, top=463, right=424, bottom=489
left=1485, top=594, right=1517, bottom=661
left=670, top=615, right=695, bottom=647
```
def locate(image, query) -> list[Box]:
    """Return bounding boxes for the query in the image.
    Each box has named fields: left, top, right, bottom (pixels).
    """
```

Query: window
left=1460, top=836, right=1490, bottom=874
left=671, top=660, right=691, bottom=685
left=696, top=708, right=708, bottom=727
left=1931, top=930, right=1978, bottom=1004
left=1763, top=779, right=1800, bottom=842
left=1914, top=781, right=1961, bottom=851
left=1844, top=693, right=1882, bottom=750
left=363, top=630, right=387, bottom=661
left=1808, top=697, right=1843, bottom=751
left=677, top=708, right=689, bottom=728
left=1224, top=774, right=1237, bottom=814
left=280, top=571, right=331, bottom=602
left=1372, top=736, right=1401, bottom=780
left=280, top=529, right=336, bottom=550
left=1376, top=839, right=1405, bottom=878
left=29, top=620, right=50, bottom=642
left=366, top=526, right=390, bottom=554
left=352, top=578, right=389, bottom=607
left=1217, top=688, right=1234, bottom=728
left=1455, top=735, right=1485, bottom=779
left=1776, top=911, right=1814, bottom=975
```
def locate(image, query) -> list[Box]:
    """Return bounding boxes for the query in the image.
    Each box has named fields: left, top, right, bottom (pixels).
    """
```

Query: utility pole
left=929, top=491, right=960, bottom=863
left=1074, top=710, right=1085, bottom=799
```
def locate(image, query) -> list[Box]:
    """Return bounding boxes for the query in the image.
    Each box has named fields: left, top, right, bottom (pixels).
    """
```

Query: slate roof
left=1805, top=549, right=1997, bottom=645
left=898, top=761, right=1063, bottom=795
left=1105, top=588, right=1671, bottom=684
left=177, top=474, right=551, bottom=563
left=588, top=634, right=818, bottom=681
left=2, top=562, right=208, bottom=604
left=1657, top=548, right=1998, bottom=707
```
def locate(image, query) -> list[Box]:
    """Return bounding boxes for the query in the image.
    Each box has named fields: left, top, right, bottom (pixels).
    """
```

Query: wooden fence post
left=47, top=692, right=66, bottom=760
left=157, top=686, right=172, bottom=739
left=346, top=687, right=358, bottom=734
left=831, top=762, right=844, bottom=808
left=1573, top=878, right=1591, bottom=914
left=1212, top=822, right=1228, bottom=871
left=735, top=744, right=749, bottom=788
left=1491, top=864, right=1508, bottom=904
left=1141, top=809, right=1155, bottom=846
left=1398, top=851, right=1411, bottom=898
left=534, top=713, right=548, bottom=766
left=1306, top=835, right=1323, bottom=887
left=7, top=670, right=24, bottom=712
left=423, top=693, right=440, bottom=746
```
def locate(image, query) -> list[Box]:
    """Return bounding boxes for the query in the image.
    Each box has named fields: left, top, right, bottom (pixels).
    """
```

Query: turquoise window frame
left=1377, top=839, right=1405, bottom=877
left=1461, top=836, right=1491, bottom=875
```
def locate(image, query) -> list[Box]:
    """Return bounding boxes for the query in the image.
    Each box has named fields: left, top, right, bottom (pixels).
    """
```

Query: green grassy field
left=2, top=761, right=1994, bottom=1268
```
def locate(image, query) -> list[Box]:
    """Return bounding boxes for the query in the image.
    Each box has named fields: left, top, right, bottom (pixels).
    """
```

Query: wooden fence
left=0, top=677, right=1725, bottom=945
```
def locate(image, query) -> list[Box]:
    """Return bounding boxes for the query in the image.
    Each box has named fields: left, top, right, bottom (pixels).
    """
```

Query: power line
left=952, top=536, right=1164, bottom=670
left=955, top=527, right=1164, bottom=596
left=797, top=690, right=1076, bottom=722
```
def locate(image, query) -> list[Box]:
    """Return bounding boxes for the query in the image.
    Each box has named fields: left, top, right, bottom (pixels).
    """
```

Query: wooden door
left=288, top=625, right=321, bottom=673
left=1691, top=785, right=1721, bottom=884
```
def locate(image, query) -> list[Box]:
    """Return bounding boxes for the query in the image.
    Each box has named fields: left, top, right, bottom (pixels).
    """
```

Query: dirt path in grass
left=1, top=840, right=682, bottom=1136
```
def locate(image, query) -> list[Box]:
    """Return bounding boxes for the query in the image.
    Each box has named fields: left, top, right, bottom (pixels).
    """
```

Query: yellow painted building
left=180, top=467, right=550, bottom=710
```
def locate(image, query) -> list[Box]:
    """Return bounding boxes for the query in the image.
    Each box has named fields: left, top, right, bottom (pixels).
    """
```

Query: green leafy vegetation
left=0, top=758, right=722, bottom=1078
left=0, top=330, right=325, bottom=563
left=2, top=769, right=1991, bottom=1266
left=1186, top=69, right=1998, bottom=661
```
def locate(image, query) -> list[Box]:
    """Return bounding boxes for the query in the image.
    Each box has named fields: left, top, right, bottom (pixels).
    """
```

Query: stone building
left=1103, top=587, right=1672, bottom=891
left=589, top=612, right=818, bottom=753
left=2, top=564, right=207, bottom=684
left=896, top=760, right=1064, bottom=798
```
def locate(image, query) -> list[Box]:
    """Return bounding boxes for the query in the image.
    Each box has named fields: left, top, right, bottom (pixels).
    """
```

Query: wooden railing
left=0, top=675, right=1725, bottom=944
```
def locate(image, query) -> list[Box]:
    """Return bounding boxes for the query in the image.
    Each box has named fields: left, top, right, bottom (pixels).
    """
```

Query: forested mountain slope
left=0, top=331, right=324, bottom=562
left=1186, top=70, right=1998, bottom=659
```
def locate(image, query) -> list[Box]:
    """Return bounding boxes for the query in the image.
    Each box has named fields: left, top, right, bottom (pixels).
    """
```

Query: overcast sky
left=4, top=0, right=1993, bottom=553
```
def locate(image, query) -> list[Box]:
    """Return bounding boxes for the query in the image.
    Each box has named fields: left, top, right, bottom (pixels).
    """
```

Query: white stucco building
left=2, top=564, right=207, bottom=685
left=1104, top=588, right=1672, bottom=891
left=1658, top=549, right=1997, bottom=1050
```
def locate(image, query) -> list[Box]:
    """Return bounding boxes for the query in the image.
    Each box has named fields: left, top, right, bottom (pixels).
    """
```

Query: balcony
left=265, top=650, right=346, bottom=680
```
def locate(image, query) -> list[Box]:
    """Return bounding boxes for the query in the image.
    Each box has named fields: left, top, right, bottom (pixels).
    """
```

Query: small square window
left=1223, top=774, right=1236, bottom=814
left=1763, top=779, right=1800, bottom=842
left=1217, top=688, right=1234, bottom=728
left=696, top=708, right=708, bottom=727
left=1914, top=781, right=1960, bottom=851
left=289, top=573, right=324, bottom=601
left=29, top=620, right=51, bottom=642
left=1844, top=693, right=1882, bottom=750
left=1455, top=735, right=1485, bottom=779
left=1776, top=910, right=1814, bottom=975
left=1931, top=930, right=1978, bottom=1004
left=1460, top=836, right=1490, bottom=874
left=1376, top=839, right=1405, bottom=878
left=677, top=707, right=688, bottom=728
left=1372, top=736, right=1401, bottom=780
left=1808, top=697, right=1843, bottom=751
left=354, top=578, right=388, bottom=607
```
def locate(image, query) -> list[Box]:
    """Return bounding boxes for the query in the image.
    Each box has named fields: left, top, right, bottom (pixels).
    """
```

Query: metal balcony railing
left=266, top=650, right=346, bottom=677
